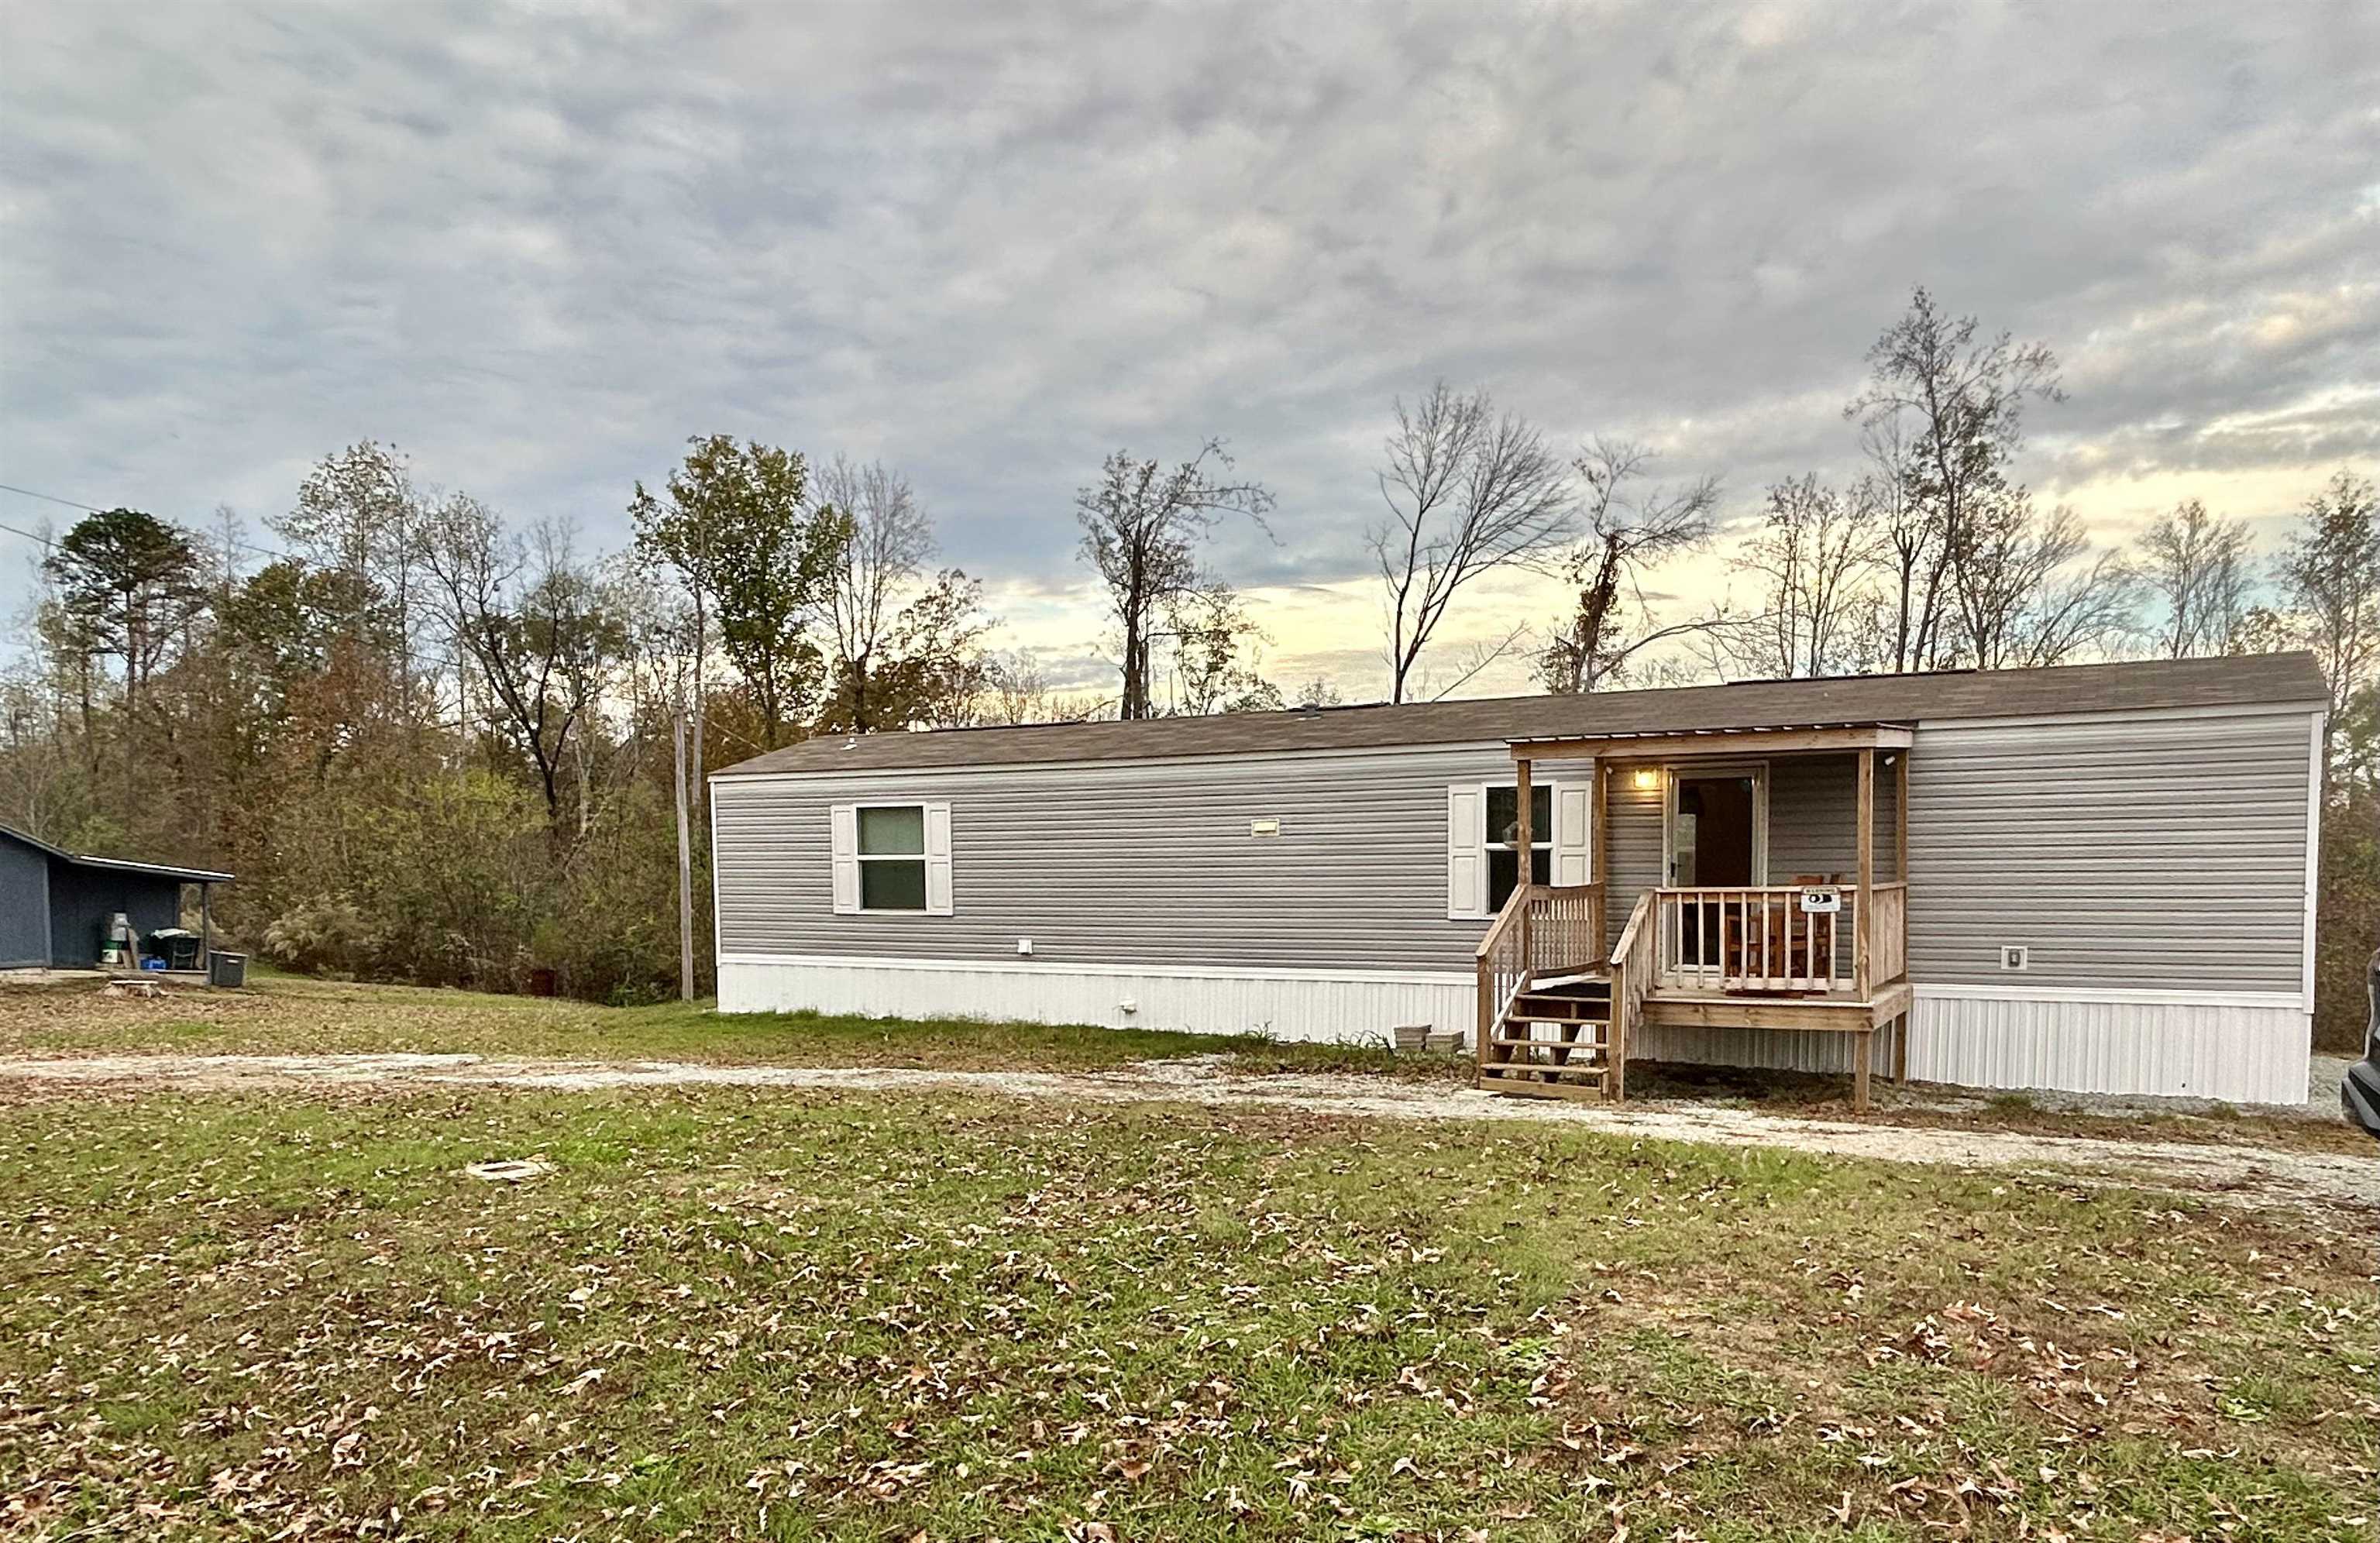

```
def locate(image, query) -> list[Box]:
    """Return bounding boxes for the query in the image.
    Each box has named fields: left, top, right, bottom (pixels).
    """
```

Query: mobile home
left=710, top=655, right=2327, bottom=1106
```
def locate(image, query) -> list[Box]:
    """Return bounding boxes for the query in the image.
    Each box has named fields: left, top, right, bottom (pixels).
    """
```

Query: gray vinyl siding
left=715, top=707, right=2314, bottom=995
left=1604, top=762, right=1664, bottom=935
left=714, top=744, right=1529, bottom=974
left=1770, top=754, right=1901, bottom=883
left=1598, top=754, right=1897, bottom=947
left=1904, top=710, right=2313, bottom=992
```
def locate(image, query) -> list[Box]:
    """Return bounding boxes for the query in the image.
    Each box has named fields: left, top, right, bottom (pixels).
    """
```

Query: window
left=831, top=802, right=952, bottom=916
left=857, top=805, right=928, bottom=912
left=1484, top=783, right=1552, bottom=912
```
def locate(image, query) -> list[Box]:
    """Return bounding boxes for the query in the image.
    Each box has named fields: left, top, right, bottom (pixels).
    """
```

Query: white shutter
left=1446, top=784, right=1486, bottom=919
left=829, top=803, right=859, bottom=914
left=1553, top=781, right=1592, bottom=887
left=923, top=800, right=954, bottom=916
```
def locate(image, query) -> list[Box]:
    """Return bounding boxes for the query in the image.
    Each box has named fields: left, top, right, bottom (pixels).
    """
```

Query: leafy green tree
left=633, top=435, right=844, bottom=751
left=274, top=441, right=420, bottom=651
left=40, top=507, right=208, bottom=720
left=820, top=568, right=993, bottom=732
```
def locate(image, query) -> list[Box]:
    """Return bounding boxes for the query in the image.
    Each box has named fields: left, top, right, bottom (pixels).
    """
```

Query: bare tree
left=1371, top=383, right=1573, bottom=703
left=2134, top=498, right=2253, bottom=658
left=1416, top=620, right=1535, bottom=701
left=2272, top=469, right=2380, bottom=719
left=1953, top=497, right=2134, bottom=668
left=1845, top=287, right=2063, bottom=669
left=1291, top=675, right=1345, bottom=709
left=1713, top=476, right=1886, bottom=679
left=1537, top=438, right=1720, bottom=692
left=1856, top=416, right=1943, bottom=672
left=420, top=497, right=624, bottom=830
left=1075, top=441, right=1273, bottom=720
left=812, top=455, right=934, bottom=733
left=1162, top=582, right=1281, bottom=715
left=975, top=653, right=1105, bottom=726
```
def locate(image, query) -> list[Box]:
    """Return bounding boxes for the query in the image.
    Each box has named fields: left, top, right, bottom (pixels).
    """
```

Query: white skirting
left=1906, top=987, right=2311, bottom=1105
left=718, top=957, right=2314, bottom=1105
left=1639, top=988, right=2309, bottom=1105
left=717, top=954, right=1474, bottom=1047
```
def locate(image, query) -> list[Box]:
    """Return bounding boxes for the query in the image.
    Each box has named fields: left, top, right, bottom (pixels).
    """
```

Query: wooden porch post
left=1513, top=754, right=1533, bottom=970
left=1591, top=761, right=1609, bottom=880
left=1856, top=748, right=1875, bottom=1002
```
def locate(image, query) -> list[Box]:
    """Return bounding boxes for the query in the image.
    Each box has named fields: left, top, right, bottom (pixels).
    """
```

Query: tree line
left=2, top=288, right=2373, bottom=1043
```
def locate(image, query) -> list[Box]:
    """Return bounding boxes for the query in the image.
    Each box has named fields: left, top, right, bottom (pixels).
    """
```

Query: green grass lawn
left=0, top=974, right=1447, bottom=1079
left=1, top=1083, right=2371, bottom=1540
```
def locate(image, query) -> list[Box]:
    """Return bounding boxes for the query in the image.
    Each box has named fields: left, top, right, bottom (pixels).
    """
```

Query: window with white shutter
left=1553, top=782, right=1592, bottom=886
left=1450, top=779, right=1590, bottom=919
left=829, top=804, right=860, bottom=914
left=831, top=802, right=956, bottom=915
left=1446, top=785, right=1486, bottom=919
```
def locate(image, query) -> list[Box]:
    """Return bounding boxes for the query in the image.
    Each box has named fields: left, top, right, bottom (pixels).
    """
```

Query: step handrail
left=1603, top=889, right=1655, bottom=1104
left=1474, top=881, right=1535, bottom=1070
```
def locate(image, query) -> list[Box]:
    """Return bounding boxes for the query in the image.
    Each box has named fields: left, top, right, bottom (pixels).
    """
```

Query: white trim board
left=716, top=951, right=1473, bottom=988
left=1913, top=983, right=2306, bottom=1009
left=2303, top=710, right=2324, bottom=1012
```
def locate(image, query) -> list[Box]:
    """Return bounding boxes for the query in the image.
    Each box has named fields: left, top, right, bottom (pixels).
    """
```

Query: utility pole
left=674, top=700, right=696, bottom=1001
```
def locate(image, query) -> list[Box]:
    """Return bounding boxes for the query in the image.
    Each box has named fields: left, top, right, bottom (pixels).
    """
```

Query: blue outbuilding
left=1, top=823, right=232, bottom=971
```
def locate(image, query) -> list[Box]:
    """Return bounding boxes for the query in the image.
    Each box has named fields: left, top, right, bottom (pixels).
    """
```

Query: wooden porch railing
left=1866, top=880, right=1907, bottom=989
left=1604, top=890, right=1653, bottom=1104
left=1474, top=883, right=1607, bottom=1051
left=1653, top=885, right=1911, bottom=995
left=1474, top=885, right=1532, bottom=1054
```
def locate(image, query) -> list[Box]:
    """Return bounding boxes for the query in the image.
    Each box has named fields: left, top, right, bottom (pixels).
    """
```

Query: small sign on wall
left=1250, top=818, right=1281, bottom=838
left=1799, top=886, right=1842, bottom=914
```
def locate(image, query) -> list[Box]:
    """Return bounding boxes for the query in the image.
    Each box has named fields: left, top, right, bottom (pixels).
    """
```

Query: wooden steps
left=1478, top=973, right=1616, bottom=1101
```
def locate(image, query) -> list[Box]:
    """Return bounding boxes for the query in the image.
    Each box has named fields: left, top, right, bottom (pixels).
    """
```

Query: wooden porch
left=1476, top=722, right=1914, bottom=1111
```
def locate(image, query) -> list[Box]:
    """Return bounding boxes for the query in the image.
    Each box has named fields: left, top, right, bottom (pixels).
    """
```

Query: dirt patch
left=3, top=1049, right=2371, bottom=1211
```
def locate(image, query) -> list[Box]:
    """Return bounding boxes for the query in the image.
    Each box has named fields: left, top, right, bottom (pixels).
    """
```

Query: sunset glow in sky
left=3, top=3, right=2373, bottom=698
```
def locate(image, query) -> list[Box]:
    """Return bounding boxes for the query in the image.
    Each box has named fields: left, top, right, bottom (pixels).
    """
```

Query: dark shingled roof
left=714, top=652, right=2330, bottom=778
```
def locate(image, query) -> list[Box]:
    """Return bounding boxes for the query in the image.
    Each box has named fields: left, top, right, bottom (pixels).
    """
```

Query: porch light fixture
left=1632, top=768, right=1659, bottom=790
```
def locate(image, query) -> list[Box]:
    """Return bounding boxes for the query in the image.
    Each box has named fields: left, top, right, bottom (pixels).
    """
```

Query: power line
left=0, top=476, right=300, bottom=565
left=0, top=480, right=101, bottom=514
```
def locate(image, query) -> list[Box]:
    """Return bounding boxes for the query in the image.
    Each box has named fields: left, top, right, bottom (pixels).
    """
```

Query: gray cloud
left=4, top=1, right=2375, bottom=677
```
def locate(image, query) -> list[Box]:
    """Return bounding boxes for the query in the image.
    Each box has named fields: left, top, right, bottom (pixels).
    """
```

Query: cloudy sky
left=3, top=2, right=2375, bottom=697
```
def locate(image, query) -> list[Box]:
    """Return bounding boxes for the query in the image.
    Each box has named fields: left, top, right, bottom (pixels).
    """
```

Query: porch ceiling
left=1508, top=721, right=1914, bottom=761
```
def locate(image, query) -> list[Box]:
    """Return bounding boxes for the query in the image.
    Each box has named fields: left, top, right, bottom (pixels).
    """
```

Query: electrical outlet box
left=1016, top=937, right=1034, bottom=956
left=2000, top=945, right=2030, bottom=972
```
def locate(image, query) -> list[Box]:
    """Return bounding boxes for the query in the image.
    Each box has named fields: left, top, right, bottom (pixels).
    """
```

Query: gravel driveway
left=5, top=1048, right=2371, bottom=1212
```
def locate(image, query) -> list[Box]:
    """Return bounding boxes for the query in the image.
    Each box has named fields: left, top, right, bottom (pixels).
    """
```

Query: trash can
left=208, top=950, right=247, bottom=988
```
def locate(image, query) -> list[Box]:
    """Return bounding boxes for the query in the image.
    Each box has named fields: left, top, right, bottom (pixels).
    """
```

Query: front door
left=1669, top=770, right=1763, bottom=969
left=1670, top=772, right=1757, bottom=886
